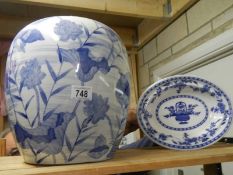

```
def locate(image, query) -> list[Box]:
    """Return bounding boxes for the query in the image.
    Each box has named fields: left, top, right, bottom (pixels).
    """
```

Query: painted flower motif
left=182, top=133, right=198, bottom=145
left=159, top=133, right=168, bottom=141
left=83, top=93, right=109, bottom=124
left=60, top=48, right=111, bottom=82
left=88, top=135, right=109, bottom=159
left=15, top=29, right=44, bottom=52
left=146, top=127, right=156, bottom=136
left=78, top=48, right=110, bottom=82
left=211, top=101, right=226, bottom=114
left=115, top=73, right=130, bottom=108
left=20, top=59, right=46, bottom=89
left=20, top=29, right=44, bottom=44
left=54, top=19, right=83, bottom=41
left=200, top=84, right=211, bottom=93
left=217, top=102, right=225, bottom=113
left=208, top=128, right=217, bottom=137
left=14, top=111, right=75, bottom=154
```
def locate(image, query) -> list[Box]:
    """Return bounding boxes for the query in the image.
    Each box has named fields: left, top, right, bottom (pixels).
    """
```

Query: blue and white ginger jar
left=4, top=16, right=130, bottom=164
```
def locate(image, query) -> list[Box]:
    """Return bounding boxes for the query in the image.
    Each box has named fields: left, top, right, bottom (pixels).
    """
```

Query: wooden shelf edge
left=0, top=143, right=233, bottom=175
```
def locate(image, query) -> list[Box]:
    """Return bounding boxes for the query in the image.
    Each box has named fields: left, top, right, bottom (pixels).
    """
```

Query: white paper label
left=71, top=86, right=92, bottom=100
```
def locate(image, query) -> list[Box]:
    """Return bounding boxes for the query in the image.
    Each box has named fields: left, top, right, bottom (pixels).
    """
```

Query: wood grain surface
left=0, top=143, right=233, bottom=175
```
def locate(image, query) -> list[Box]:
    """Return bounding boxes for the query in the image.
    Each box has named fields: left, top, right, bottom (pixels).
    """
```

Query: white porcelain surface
left=5, top=16, right=130, bottom=164
left=137, top=75, right=233, bottom=150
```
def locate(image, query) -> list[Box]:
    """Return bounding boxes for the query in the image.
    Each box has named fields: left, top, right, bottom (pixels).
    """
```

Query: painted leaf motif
left=45, top=60, right=57, bottom=81
left=25, top=95, right=34, bottom=111
left=65, top=134, right=72, bottom=152
left=75, top=117, right=81, bottom=133
left=43, top=108, right=57, bottom=121
left=81, top=117, right=92, bottom=128
left=85, top=43, right=97, bottom=47
left=8, top=77, right=16, bottom=85
left=60, top=26, right=121, bottom=82
left=93, top=30, right=104, bottom=35
left=88, top=135, right=109, bottom=159
left=68, top=150, right=86, bottom=162
left=119, top=118, right=126, bottom=129
left=38, top=86, right=47, bottom=105
left=57, top=45, right=63, bottom=63
left=75, top=132, right=94, bottom=146
left=19, top=80, right=24, bottom=93
left=115, top=73, right=130, bottom=108
left=20, top=29, right=44, bottom=43
left=51, top=85, right=69, bottom=96
left=83, top=25, right=90, bottom=37
left=36, top=155, right=49, bottom=164
left=32, top=114, right=38, bottom=127
left=12, top=95, right=22, bottom=101
left=36, top=146, right=47, bottom=154
left=16, top=111, right=28, bottom=119
left=59, top=48, right=78, bottom=66
left=95, top=135, right=106, bottom=147
left=68, top=154, right=79, bottom=162
left=88, top=145, right=109, bottom=159
left=116, top=116, right=121, bottom=128
left=57, top=68, right=72, bottom=81
left=27, top=141, right=37, bottom=156
left=115, top=130, right=124, bottom=140
left=82, top=125, right=96, bottom=133
left=83, top=28, right=112, bottom=61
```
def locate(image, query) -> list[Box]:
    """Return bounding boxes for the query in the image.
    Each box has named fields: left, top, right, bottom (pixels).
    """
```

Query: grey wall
left=137, top=0, right=233, bottom=95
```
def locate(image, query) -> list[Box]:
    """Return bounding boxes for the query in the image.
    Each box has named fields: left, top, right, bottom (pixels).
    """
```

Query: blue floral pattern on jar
left=5, top=16, right=130, bottom=164
left=54, top=19, right=83, bottom=41
left=20, top=59, right=46, bottom=89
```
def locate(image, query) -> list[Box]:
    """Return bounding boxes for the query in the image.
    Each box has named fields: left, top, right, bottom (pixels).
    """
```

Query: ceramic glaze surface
left=137, top=75, right=233, bottom=150
left=5, top=16, right=130, bottom=164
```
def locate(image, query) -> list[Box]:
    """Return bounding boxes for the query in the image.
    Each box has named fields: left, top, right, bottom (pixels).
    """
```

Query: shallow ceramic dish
left=137, top=75, right=233, bottom=150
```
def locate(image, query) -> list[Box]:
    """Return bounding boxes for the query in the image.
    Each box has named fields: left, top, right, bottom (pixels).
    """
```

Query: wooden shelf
left=0, top=143, right=233, bottom=175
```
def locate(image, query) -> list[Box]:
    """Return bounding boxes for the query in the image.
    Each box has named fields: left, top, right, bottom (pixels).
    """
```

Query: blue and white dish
left=137, top=75, right=233, bottom=150
left=5, top=16, right=130, bottom=164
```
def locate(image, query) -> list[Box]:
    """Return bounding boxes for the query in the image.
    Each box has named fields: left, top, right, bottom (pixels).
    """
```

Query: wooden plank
left=137, top=18, right=168, bottom=47
left=4, top=0, right=106, bottom=13
left=0, top=15, right=33, bottom=38
left=136, top=0, right=165, bottom=18
left=106, top=0, right=137, bottom=17
left=137, top=0, right=199, bottom=46
left=0, top=139, right=6, bottom=156
left=128, top=53, right=137, bottom=108
left=170, top=0, right=196, bottom=16
left=0, top=144, right=233, bottom=175
left=3, top=0, right=167, bottom=19
left=0, top=117, right=4, bottom=132
left=111, top=26, right=136, bottom=48
left=128, top=51, right=139, bottom=104
left=106, top=0, right=165, bottom=19
left=0, top=15, right=136, bottom=47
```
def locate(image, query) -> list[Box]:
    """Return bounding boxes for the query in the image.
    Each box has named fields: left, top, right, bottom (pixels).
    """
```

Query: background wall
left=137, top=0, right=233, bottom=94
left=137, top=0, right=233, bottom=174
